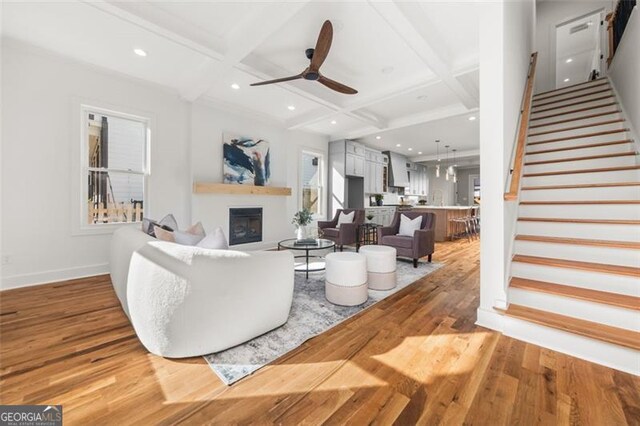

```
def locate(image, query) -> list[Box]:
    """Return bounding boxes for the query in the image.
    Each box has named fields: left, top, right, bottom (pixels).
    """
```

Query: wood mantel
left=193, top=182, right=292, bottom=196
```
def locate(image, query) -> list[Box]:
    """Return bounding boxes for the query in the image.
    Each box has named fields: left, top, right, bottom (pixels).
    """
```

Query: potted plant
left=374, top=194, right=384, bottom=206
left=292, top=208, right=313, bottom=240
left=366, top=214, right=374, bottom=222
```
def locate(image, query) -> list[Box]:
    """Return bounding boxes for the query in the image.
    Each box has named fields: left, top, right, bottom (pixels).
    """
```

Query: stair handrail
left=504, top=52, right=538, bottom=201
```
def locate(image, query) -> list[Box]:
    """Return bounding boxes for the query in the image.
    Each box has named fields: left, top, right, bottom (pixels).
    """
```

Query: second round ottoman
left=358, top=245, right=397, bottom=290
left=325, top=252, right=368, bottom=306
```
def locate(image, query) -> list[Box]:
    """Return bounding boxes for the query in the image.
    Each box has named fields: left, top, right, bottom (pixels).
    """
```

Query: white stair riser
left=527, top=122, right=627, bottom=143
left=520, top=185, right=640, bottom=201
left=531, top=97, right=617, bottom=117
left=516, top=221, right=640, bottom=242
left=525, top=142, right=635, bottom=161
left=530, top=104, right=620, bottom=126
left=509, top=288, right=640, bottom=331
left=518, top=204, right=640, bottom=220
left=510, top=262, right=640, bottom=296
left=513, top=240, right=640, bottom=267
left=529, top=112, right=623, bottom=133
left=532, top=91, right=614, bottom=112
left=527, top=131, right=629, bottom=151
left=532, top=85, right=612, bottom=105
left=523, top=155, right=637, bottom=174
left=534, top=81, right=609, bottom=100
left=522, top=169, right=640, bottom=186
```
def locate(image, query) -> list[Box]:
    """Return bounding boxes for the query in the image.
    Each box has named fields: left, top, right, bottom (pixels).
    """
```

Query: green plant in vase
left=292, top=208, right=313, bottom=240
left=366, top=214, right=374, bottom=222
left=374, top=194, right=384, bottom=206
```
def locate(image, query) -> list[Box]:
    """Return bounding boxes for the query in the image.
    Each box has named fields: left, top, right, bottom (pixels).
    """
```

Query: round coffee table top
left=278, top=238, right=335, bottom=251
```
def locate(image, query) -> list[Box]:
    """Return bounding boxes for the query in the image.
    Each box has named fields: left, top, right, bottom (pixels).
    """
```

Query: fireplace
left=229, top=208, right=263, bottom=245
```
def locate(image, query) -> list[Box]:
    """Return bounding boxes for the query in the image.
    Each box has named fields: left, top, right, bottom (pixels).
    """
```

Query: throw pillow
left=158, top=214, right=178, bottom=232
left=397, top=214, right=422, bottom=237
left=154, top=225, right=175, bottom=242
left=142, top=214, right=177, bottom=237
left=337, top=211, right=355, bottom=226
left=197, top=226, right=229, bottom=250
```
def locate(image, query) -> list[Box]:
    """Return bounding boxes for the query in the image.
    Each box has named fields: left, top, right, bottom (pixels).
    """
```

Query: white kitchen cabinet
left=345, top=153, right=365, bottom=177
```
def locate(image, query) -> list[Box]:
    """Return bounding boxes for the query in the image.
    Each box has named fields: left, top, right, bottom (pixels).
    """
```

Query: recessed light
left=418, top=152, right=423, bottom=155
left=231, top=83, right=240, bottom=90
left=408, top=148, right=413, bottom=151
left=468, top=116, right=476, bottom=121
left=396, top=143, right=401, bottom=147
left=287, top=105, right=296, bottom=111
left=133, top=48, right=147, bottom=57
left=564, top=78, right=570, bottom=82
left=565, top=58, right=573, bottom=63
left=330, top=120, right=337, bottom=125
left=381, top=66, right=394, bottom=74
left=376, top=136, right=382, bottom=140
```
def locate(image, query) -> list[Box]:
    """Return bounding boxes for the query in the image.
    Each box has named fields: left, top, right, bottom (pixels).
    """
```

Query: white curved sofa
left=109, top=226, right=294, bottom=358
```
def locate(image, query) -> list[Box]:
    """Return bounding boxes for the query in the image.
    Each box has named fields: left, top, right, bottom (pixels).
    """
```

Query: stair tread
left=534, top=78, right=608, bottom=98
left=525, top=140, right=633, bottom=155
left=529, top=110, right=622, bottom=129
left=530, top=102, right=618, bottom=121
left=523, top=165, right=640, bottom=177
left=520, top=200, right=640, bottom=205
left=510, top=277, right=640, bottom=311
left=518, top=217, right=640, bottom=225
left=532, top=89, right=613, bottom=108
left=527, top=129, right=629, bottom=146
left=521, top=182, right=640, bottom=190
left=524, top=152, right=636, bottom=165
left=515, top=234, right=640, bottom=249
left=532, top=95, right=616, bottom=115
left=505, top=304, right=640, bottom=350
left=511, top=254, right=640, bottom=277
left=528, top=119, right=625, bottom=137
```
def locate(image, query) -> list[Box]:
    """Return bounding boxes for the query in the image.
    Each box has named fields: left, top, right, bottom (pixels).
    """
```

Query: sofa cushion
left=337, top=211, right=354, bottom=226
left=398, top=214, right=422, bottom=237
left=381, top=235, right=413, bottom=249
left=322, top=227, right=340, bottom=238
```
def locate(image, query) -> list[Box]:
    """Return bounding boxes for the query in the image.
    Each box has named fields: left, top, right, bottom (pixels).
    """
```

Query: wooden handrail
left=504, top=52, right=538, bottom=201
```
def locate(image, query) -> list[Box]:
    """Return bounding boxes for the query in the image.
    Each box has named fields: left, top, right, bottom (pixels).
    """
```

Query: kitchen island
left=408, top=206, right=478, bottom=241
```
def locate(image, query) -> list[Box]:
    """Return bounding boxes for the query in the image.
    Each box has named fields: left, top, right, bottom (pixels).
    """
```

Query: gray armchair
left=318, top=209, right=365, bottom=251
left=377, top=212, right=436, bottom=267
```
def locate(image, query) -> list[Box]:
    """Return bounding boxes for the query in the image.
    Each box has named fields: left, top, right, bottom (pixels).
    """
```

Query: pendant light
left=452, top=149, right=458, bottom=183
left=435, top=139, right=441, bottom=178
left=444, top=145, right=450, bottom=181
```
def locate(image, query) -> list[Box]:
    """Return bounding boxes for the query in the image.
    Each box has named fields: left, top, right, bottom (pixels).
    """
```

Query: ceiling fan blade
left=318, top=75, right=358, bottom=95
left=250, top=74, right=303, bottom=86
left=309, top=20, right=333, bottom=72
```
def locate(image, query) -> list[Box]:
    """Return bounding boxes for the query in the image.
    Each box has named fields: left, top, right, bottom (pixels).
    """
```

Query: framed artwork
left=222, top=134, right=271, bottom=185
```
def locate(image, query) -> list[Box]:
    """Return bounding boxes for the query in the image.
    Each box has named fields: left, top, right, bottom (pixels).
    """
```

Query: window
left=300, top=151, right=325, bottom=218
left=82, top=106, right=149, bottom=226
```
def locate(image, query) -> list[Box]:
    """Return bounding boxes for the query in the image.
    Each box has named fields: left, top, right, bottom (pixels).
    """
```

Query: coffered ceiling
left=2, top=0, right=480, bottom=158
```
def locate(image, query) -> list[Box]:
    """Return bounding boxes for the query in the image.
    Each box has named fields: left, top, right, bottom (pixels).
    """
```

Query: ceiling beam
left=367, top=0, right=479, bottom=109
left=179, top=2, right=310, bottom=101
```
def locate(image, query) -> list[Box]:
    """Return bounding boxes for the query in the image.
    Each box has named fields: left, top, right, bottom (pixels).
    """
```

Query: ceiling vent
left=570, top=23, right=590, bottom=34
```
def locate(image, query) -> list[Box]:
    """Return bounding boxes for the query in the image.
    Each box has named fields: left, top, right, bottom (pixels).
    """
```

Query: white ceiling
left=2, top=0, right=481, bottom=157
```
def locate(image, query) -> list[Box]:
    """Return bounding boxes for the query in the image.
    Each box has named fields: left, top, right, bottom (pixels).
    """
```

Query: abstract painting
left=222, top=134, right=271, bottom=185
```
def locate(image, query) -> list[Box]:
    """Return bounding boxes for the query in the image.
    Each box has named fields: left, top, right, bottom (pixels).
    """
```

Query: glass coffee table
left=278, top=238, right=336, bottom=279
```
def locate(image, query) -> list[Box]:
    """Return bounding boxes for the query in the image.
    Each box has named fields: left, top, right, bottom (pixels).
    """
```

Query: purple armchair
left=377, top=212, right=436, bottom=267
left=318, top=209, right=365, bottom=251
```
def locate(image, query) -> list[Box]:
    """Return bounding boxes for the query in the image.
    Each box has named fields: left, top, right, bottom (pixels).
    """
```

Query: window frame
left=299, top=149, right=326, bottom=221
left=73, top=102, right=151, bottom=235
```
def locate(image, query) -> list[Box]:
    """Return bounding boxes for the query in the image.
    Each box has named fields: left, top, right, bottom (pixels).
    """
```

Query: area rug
left=203, top=255, right=442, bottom=385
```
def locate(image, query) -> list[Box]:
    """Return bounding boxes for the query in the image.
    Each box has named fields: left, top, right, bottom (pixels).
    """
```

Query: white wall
left=190, top=100, right=328, bottom=250
left=608, top=7, right=640, bottom=143
left=1, top=40, right=329, bottom=289
left=535, top=0, right=613, bottom=94
left=478, top=0, right=535, bottom=328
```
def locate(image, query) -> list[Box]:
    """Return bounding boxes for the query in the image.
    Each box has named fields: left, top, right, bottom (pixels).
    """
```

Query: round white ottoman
left=325, top=252, right=368, bottom=306
left=359, top=245, right=397, bottom=290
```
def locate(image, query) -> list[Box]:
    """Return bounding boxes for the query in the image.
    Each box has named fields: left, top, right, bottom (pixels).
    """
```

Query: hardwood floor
left=1, top=239, right=639, bottom=425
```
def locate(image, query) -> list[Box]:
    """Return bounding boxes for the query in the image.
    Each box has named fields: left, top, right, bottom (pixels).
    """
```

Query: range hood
left=384, top=151, right=410, bottom=187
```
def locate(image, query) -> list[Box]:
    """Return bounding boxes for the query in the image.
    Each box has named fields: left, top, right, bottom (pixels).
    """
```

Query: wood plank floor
left=1, top=239, right=639, bottom=425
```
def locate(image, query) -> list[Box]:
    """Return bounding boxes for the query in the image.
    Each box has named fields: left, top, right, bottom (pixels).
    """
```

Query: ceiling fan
left=250, top=20, right=358, bottom=95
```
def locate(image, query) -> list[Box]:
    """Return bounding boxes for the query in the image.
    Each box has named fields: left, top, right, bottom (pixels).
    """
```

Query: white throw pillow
left=197, top=226, right=229, bottom=250
left=397, top=214, right=422, bottom=237
left=174, top=230, right=205, bottom=246
left=337, top=211, right=355, bottom=226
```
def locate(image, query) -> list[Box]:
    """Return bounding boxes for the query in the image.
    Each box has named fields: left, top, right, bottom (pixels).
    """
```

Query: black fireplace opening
left=229, top=208, right=263, bottom=245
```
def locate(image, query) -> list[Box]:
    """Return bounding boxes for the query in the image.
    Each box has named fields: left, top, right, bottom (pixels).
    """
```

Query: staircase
left=504, top=77, right=640, bottom=372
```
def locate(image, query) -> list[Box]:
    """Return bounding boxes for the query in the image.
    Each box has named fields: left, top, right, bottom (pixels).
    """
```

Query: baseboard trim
left=475, top=307, right=505, bottom=332
left=1, top=263, right=110, bottom=291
